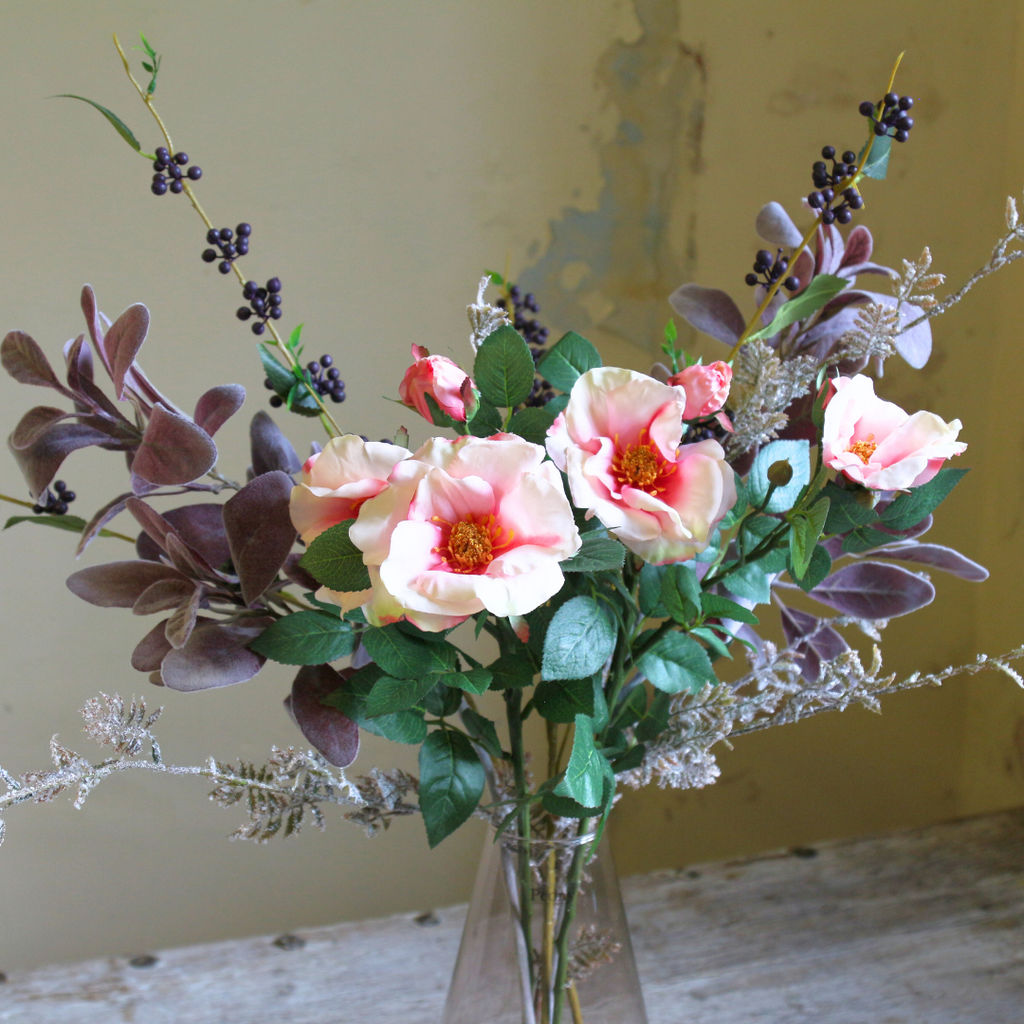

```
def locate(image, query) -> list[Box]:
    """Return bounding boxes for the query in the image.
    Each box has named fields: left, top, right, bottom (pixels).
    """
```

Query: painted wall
left=0, top=0, right=1020, bottom=970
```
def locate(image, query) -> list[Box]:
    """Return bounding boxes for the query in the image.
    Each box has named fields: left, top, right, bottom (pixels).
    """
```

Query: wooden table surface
left=2, top=810, right=1022, bottom=1023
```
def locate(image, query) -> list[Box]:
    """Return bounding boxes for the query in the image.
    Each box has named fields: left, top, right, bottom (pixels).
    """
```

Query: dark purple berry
left=269, top=395, right=283, bottom=408
left=207, top=228, right=220, bottom=245
left=874, top=122, right=889, bottom=137
left=202, top=249, right=217, bottom=263
left=848, top=194, right=864, bottom=209
left=218, top=261, right=231, bottom=274
left=836, top=208, right=853, bottom=224
left=252, top=298, right=266, bottom=315
left=269, top=307, right=283, bottom=320
left=169, top=165, right=182, bottom=179
left=326, top=366, right=340, bottom=379
left=54, top=481, right=66, bottom=493
left=268, top=293, right=282, bottom=307
left=896, top=115, right=913, bottom=131
left=745, top=272, right=759, bottom=286
left=243, top=280, right=258, bottom=299
left=898, top=95, right=914, bottom=110
left=883, top=92, right=898, bottom=108
left=821, top=209, right=836, bottom=225
left=509, top=285, right=521, bottom=301
left=151, top=181, right=167, bottom=195
left=821, top=145, right=835, bottom=160
left=807, top=191, right=824, bottom=209
left=307, top=361, right=320, bottom=375
left=155, top=146, right=170, bottom=162
left=152, top=159, right=166, bottom=172
left=174, top=152, right=189, bottom=165
left=236, top=223, right=251, bottom=237
left=61, top=491, right=75, bottom=502
left=812, top=160, right=827, bottom=173
left=784, top=276, right=800, bottom=292
left=755, top=249, right=773, bottom=267
left=842, top=150, right=857, bottom=164
left=187, top=166, right=202, bottom=180
left=236, top=239, right=249, bottom=255
left=222, top=244, right=236, bottom=258
left=266, top=277, right=281, bottom=293
left=820, top=187, right=834, bottom=203
left=53, top=501, right=68, bottom=515
left=894, top=129, right=909, bottom=143
left=263, top=377, right=275, bottom=390
left=169, top=180, right=184, bottom=194
left=330, top=389, right=345, bottom=404
left=859, top=100, right=876, bottom=116
left=320, top=354, right=333, bottom=368
left=237, top=307, right=252, bottom=320
left=252, top=322, right=266, bottom=336
left=833, top=162, right=848, bottom=178
left=218, top=228, right=233, bottom=242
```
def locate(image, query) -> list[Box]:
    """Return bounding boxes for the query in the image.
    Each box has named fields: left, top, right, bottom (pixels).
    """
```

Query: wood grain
left=2, top=810, right=1022, bottom=1023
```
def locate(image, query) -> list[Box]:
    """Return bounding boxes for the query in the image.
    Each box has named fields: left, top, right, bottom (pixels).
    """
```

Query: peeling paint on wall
left=519, top=0, right=705, bottom=358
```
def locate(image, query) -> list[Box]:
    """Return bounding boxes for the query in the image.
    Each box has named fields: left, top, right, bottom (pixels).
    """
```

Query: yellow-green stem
left=0, top=494, right=135, bottom=543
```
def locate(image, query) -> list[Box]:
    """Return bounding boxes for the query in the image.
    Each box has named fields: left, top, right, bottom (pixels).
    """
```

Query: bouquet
left=2, top=38, right=1022, bottom=1023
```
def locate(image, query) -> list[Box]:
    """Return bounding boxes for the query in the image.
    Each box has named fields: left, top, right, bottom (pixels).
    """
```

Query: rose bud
left=398, top=344, right=477, bottom=424
left=668, top=361, right=733, bottom=420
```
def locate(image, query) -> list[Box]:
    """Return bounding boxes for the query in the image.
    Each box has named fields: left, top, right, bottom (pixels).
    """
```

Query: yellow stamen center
left=446, top=520, right=493, bottom=571
left=620, top=444, right=660, bottom=489
left=847, top=433, right=878, bottom=465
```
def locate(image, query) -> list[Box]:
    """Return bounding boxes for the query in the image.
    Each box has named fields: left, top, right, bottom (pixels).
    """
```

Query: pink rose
left=327, top=435, right=580, bottom=631
left=398, top=344, right=476, bottom=423
left=668, top=361, right=733, bottom=419
left=822, top=374, right=966, bottom=490
left=545, top=367, right=736, bottom=565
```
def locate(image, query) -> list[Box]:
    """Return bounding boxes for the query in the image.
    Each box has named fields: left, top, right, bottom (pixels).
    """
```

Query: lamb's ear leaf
left=104, top=304, right=150, bottom=400
left=667, top=284, right=746, bottom=346
left=194, top=385, right=245, bottom=437
left=160, top=618, right=272, bottom=691
left=809, top=561, right=935, bottom=618
left=285, top=664, right=360, bottom=768
left=132, top=404, right=218, bottom=486
left=250, top=409, right=301, bottom=476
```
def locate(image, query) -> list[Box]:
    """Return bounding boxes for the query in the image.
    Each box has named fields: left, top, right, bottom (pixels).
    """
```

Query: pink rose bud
left=668, top=361, right=733, bottom=419
left=398, top=345, right=475, bottom=423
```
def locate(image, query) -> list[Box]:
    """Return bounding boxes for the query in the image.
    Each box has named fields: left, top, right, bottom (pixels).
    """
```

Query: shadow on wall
left=520, top=0, right=706, bottom=359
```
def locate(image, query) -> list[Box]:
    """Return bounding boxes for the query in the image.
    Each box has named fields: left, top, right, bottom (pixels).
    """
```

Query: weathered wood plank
left=2, top=811, right=1022, bottom=1023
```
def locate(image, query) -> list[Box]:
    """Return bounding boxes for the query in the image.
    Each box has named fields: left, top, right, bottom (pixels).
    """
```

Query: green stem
left=504, top=687, right=534, bottom=992
left=551, top=818, right=592, bottom=1024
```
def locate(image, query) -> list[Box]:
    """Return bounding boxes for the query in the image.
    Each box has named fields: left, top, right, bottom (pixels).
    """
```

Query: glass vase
left=442, top=822, right=648, bottom=1024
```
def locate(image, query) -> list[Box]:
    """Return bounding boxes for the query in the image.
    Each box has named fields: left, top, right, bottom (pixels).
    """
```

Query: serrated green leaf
left=468, top=397, right=503, bottom=437
left=638, top=563, right=668, bottom=618
left=487, top=650, right=535, bottom=689
left=722, top=561, right=772, bottom=605
left=553, top=715, right=605, bottom=807
left=841, top=525, right=896, bottom=554
left=419, top=730, right=485, bottom=847
left=611, top=683, right=648, bottom=731
left=541, top=596, right=616, bottom=681
left=473, top=325, right=535, bottom=409
left=559, top=532, right=625, bottom=573
left=690, top=625, right=733, bottom=660
left=878, top=468, right=969, bottom=531
left=699, top=592, right=759, bottom=625
left=56, top=95, right=143, bottom=153
left=791, top=543, right=833, bottom=593
left=822, top=480, right=878, bottom=533
left=660, top=563, right=702, bottom=625
left=364, top=673, right=441, bottom=717
left=507, top=406, right=556, bottom=446
left=544, top=394, right=569, bottom=416
left=461, top=708, right=503, bottom=759
left=299, top=520, right=370, bottom=592
left=636, top=631, right=715, bottom=694
left=746, top=274, right=850, bottom=343
left=542, top=773, right=612, bottom=817
left=537, top=331, right=602, bottom=394
left=790, top=497, right=830, bottom=579
left=446, top=667, right=492, bottom=696
left=534, top=676, right=595, bottom=723
left=362, top=623, right=455, bottom=680
left=635, top=690, right=670, bottom=742
left=248, top=610, right=356, bottom=665
left=323, top=664, right=426, bottom=744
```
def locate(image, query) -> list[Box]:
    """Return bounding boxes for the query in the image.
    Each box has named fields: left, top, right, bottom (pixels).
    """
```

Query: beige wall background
left=0, top=0, right=1021, bottom=971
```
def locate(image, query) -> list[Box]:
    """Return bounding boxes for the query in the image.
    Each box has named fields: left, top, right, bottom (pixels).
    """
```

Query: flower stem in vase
left=551, top=818, right=592, bottom=1024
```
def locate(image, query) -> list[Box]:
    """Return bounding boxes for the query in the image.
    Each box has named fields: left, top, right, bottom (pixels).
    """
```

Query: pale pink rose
left=331, top=435, right=580, bottom=631
left=668, top=361, right=733, bottom=419
left=398, top=344, right=476, bottom=423
left=546, top=367, right=737, bottom=565
left=822, top=374, right=966, bottom=490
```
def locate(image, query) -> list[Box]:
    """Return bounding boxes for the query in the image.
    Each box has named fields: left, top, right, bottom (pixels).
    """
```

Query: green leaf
left=364, top=673, right=442, bottom=717
left=611, top=684, right=648, bottom=731
left=537, top=331, right=602, bottom=394
left=5, top=513, right=84, bottom=535
left=541, top=596, right=616, bottom=681
left=610, top=744, right=646, bottom=774
left=534, top=677, right=596, bottom=723
left=822, top=481, right=878, bottom=534
left=461, top=708, right=504, bottom=759
left=748, top=440, right=811, bottom=513
left=544, top=394, right=569, bottom=416
left=878, top=468, right=969, bottom=532
left=324, top=664, right=426, bottom=744
left=248, top=611, right=356, bottom=665
left=746, top=274, right=850, bottom=343
left=487, top=650, right=535, bottom=689
left=258, top=345, right=319, bottom=415
left=559, top=533, right=626, bottom=573
left=468, top=397, right=504, bottom=437
left=636, top=632, right=715, bottom=694
left=553, top=715, right=605, bottom=807
left=473, top=325, right=535, bottom=409
left=56, top=95, right=143, bottom=154
left=638, top=563, right=668, bottom=618
left=635, top=690, right=670, bottom=743
left=722, top=562, right=772, bottom=605
left=542, top=773, right=613, bottom=817
left=299, top=520, right=370, bottom=592
left=841, top=525, right=895, bottom=554
left=362, top=623, right=455, bottom=680
left=507, top=407, right=556, bottom=446
left=691, top=625, right=733, bottom=660
left=789, top=497, right=830, bottom=579
left=700, top=592, right=759, bottom=625
left=445, top=667, right=493, bottom=696
left=423, top=392, right=457, bottom=428
left=790, top=543, right=832, bottom=593
left=660, top=563, right=702, bottom=625
left=860, top=131, right=892, bottom=180
left=419, top=730, right=485, bottom=847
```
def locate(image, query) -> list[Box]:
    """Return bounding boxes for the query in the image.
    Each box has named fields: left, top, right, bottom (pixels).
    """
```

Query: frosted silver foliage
left=467, top=275, right=511, bottom=353
left=0, top=693, right=420, bottom=846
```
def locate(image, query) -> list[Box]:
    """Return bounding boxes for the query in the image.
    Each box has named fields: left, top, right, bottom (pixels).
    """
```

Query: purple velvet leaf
left=104, top=304, right=150, bottom=401
left=133, top=577, right=198, bottom=615
left=131, top=472, right=162, bottom=497
left=648, top=362, right=671, bottom=384
left=160, top=617, right=272, bottom=691
left=286, top=663, right=360, bottom=768
left=1, top=332, right=78, bottom=400
left=809, top=561, right=935, bottom=618
left=131, top=618, right=173, bottom=672
left=892, top=300, right=932, bottom=369
left=132, top=404, right=218, bottom=486
left=8, top=421, right=123, bottom=499
left=868, top=542, right=989, bottom=582
left=134, top=503, right=230, bottom=569
left=877, top=513, right=933, bottom=542
left=778, top=603, right=849, bottom=682
left=667, top=284, right=747, bottom=346
left=75, top=372, right=133, bottom=424
left=10, top=407, right=70, bottom=450
left=836, top=226, right=890, bottom=278
left=164, top=531, right=220, bottom=583
left=282, top=552, right=320, bottom=592
left=76, top=491, right=133, bottom=556
left=351, top=642, right=373, bottom=669
left=223, top=470, right=296, bottom=606
left=164, top=586, right=205, bottom=649
left=195, top=384, right=246, bottom=437
left=755, top=202, right=803, bottom=247
left=80, top=285, right=113, bottom=377
left=250, top=411, right=301, bottom=477
left=126, top=497, right=175, bottom=553
left=779, top=603, right=820, bottom=644
left=63, top=332, right=94, bottom=384
left=66, top=560, right=189, bottom=608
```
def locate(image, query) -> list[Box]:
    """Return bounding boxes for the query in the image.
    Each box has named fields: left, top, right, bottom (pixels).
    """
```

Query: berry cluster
left=859, top=93, right=914, bottom=143
left=264, top=354, right=345, bottom=408
left=32, top=480, right=76, bottom=516
left=151, top=147, right=201, bottom=195
left=202, top=224, right=251, bottom=274
left=237, top=278, right=283, bottom=335
left=807, top=146, right=864, bottom=225
left=745, top=249, right=800, bottom=292
left=496, top=285, right=555, bottom=407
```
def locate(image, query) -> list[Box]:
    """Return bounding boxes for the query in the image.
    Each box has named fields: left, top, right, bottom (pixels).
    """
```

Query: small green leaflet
left=3, top=514, right=123, bottom=541
left=419, top=730, right=485, bottom=848
left=487, top=651, right=535, bottom=689
left=507, top=406, right=556, bottom=445
left=445, top=668, right=493, bottom=696
left=536, top=331, right=602, bottom=394
left=636, top=631, right=715, bottom=694
left=136, top=33, right=161, bottom=94
left=878, top=468, right=968, bottom=531
left=461, top=708, right=504, bottom=760
left=323, top=664, right=426, bottom=745
left=559, top=533, right=626, bottom=573
left=56, top=96, right=147, bottom=156
left=553, top=715, right=606, bottom=808
left=473, top=325, right=535, bottom=409
left=859, top=132, right=892, bottom=180
left=362, top=623, right=455, bottom=680
left=533, top=677, right=596, bottom=724
left=248, top=611, right=356, bottom=665
left=660, top=563, right=702, bottom=625
left=822, top=480, right=878, bottom=534
left=746, top=274, right=849, bottom=343
left=638, top=563, right=668, bottom=618
left=258, top=344, right=319, bottom=415
left=299, top=520, right=371, bottom=592
left=789, top=497, right=830, bottom=580
left=468, top=397, right=504, bottom=437
left=541, top=596, right=616, bottom=681
left=700, top=592, right=759, bottom=625
left=789, top=543, right=832, bottom=593
left=364, top=673, right=441, bottom=717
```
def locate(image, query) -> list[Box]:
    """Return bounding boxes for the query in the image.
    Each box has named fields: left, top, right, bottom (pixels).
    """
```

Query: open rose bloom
left=294, top=434, right=580, bottom=631
left=822, top=374, right=966, bottom=490
left=546, top=367, right=736, bottom=564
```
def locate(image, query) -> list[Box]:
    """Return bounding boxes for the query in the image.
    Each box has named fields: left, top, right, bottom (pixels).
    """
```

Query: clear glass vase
left=442, top=822, right=648, bottom=1024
